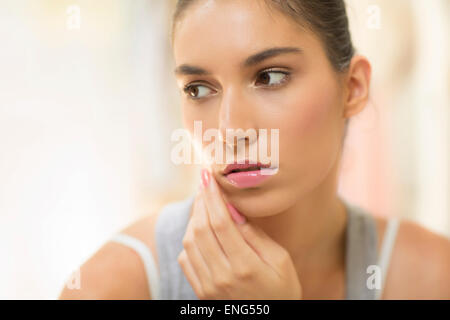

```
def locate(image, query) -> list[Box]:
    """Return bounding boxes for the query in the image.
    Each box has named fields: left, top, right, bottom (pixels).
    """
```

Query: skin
left=58, top=0, right=450, bottom=300
left=179, top=169, right=302, bottom=299
left=173, top=0, right=366, bottom=299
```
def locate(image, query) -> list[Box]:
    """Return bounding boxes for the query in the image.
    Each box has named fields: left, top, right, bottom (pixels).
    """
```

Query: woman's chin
left=221, top=188, right=283, bottom=219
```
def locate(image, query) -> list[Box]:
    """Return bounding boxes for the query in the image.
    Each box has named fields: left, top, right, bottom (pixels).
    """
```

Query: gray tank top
left=149, top=194, right=399, bottom=300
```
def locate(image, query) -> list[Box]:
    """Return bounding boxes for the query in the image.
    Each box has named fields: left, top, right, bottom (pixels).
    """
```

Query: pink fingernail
left=226, top=203, right=246, bottom=225
left=201, top=168, right=210, bottom=188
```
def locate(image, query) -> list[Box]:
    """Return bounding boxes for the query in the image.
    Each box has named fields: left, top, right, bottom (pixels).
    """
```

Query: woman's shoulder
left=58, top=195, right=195, bottom=300
left=58, top=211, right=162, bottom=300
left=372, top=215, right=450, bottom=299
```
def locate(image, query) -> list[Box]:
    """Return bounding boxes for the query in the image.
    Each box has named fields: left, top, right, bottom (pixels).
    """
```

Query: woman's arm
left=381, top=219, right=450, bottom=299
left=58, top=213, right=160, bottom=300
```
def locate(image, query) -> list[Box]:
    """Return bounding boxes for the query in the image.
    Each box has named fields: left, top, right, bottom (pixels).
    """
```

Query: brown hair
left=172, top=0, right=355, bottom=72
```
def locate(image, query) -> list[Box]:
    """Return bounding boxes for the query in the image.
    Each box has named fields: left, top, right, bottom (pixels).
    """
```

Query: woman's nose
left=217, top=87, right=258, bottom=148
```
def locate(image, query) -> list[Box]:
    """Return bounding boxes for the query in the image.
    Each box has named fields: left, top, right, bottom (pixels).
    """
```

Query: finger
left=193, top=193, right=232, bottom=282
left=234, top=215, right=288, bottom=277
left=200, top=168, right=260, bottom=269
left=182, top=235, right=217, bottom=296
left=227, top=201, right=286, bottom=262
left=183, top=196, right=215, bottom=294
left=177, top=250, right=204, bottom=298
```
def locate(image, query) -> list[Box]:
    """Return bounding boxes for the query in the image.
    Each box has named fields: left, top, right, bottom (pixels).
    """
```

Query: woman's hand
left=177, top=168, right=303, bottom=300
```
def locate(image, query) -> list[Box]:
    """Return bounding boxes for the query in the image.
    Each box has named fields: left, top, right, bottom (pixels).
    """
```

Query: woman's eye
left=255, top=70, right=289, bottom=87
left=183, top=84, right=215, bottom=99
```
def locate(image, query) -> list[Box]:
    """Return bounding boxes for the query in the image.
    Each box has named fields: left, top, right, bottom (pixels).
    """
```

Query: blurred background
left=0, top=0, right=448, bottom=299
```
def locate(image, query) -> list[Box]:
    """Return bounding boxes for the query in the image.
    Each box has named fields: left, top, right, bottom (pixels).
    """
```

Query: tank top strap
left=109, top=233, right=161, bottom=299
left=343, top=199, right=379, bottom=299
left=374, top=215, right=400, bottom=299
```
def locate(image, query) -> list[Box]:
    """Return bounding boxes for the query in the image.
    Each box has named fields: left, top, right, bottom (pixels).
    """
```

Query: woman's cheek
left=292, top=87, right=334, bottom=136
left=280, top=85, right=341, bottom=183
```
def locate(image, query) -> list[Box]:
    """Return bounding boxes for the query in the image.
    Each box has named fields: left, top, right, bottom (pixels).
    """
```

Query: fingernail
left=201, top=168, right=210, bottom=188
left=226, top=203, right=246, bottom=225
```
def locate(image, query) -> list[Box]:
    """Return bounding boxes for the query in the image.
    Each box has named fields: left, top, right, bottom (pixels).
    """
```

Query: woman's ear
left=342, top=55, right=372, bottom=119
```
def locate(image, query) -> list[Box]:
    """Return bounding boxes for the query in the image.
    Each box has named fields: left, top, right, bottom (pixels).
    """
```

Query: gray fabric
left=155, top=195, right=198, bottom=300
left=155, top=194, right=379, bottom=300
left=343, top=199, right=380, bottom=299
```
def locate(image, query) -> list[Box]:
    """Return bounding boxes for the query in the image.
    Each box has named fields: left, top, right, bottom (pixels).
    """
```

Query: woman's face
left=173, top=0, right=347, bottom=218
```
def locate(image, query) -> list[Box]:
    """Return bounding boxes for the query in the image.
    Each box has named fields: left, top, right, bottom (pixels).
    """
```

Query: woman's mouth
left=222, top=161, right=278, bottom=188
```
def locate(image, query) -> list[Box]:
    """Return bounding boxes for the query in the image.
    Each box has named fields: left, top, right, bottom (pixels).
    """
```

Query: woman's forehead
left=172, top=0, right=315, bottom=65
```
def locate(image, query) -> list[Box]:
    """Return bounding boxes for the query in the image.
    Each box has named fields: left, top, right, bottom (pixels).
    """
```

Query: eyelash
left=182, top=68, right=291, bottom=100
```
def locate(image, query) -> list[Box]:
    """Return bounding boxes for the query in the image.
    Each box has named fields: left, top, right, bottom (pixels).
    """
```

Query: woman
left=59, top=0, right=450, bottom=299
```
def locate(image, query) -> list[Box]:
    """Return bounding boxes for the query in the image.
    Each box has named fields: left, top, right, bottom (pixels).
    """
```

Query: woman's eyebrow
left=243, top=46, right=303, bottom=67
left=174, top=64, right=210, bottom=76
left=174, top=46, right=302, bottom=76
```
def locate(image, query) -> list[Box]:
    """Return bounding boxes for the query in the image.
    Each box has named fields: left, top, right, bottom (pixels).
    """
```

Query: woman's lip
left=224, top=167, right=278, bottom=188
left=223, top=161, right=271, bottom=175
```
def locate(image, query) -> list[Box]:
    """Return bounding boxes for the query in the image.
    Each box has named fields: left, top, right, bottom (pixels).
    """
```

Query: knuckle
left=192, top=224, right=207, bottom=237
left=182, top=237, right=193, bottom=249
left=213, top=276, right=232, bottom=290
left=197, top=291, right=206, bottom=299
left=177, top=251, right=186, bottom=264
left=240, top=223, right=253, bottom=236
left=278, top=250, right=292, bottom=267
left=235, top=266, right=252, bottom=280
left=177, top=251, right=183, bottom=260
left=201, top=284, right=215, bottom=299
left=211, top=217, right=227, bottom=233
